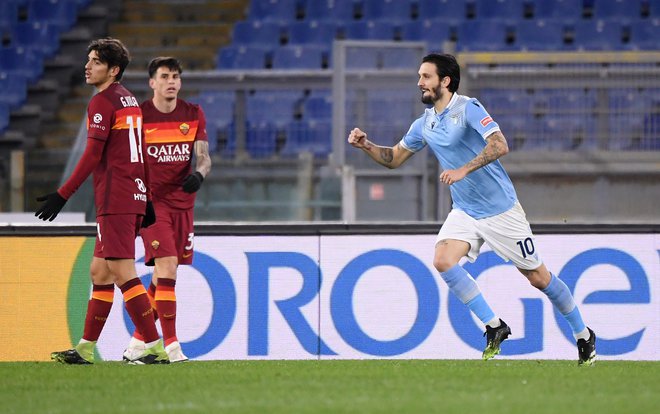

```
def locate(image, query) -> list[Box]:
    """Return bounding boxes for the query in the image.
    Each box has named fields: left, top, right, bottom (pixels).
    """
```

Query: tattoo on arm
left=463, top=131, right=509, bottom=173
left=194, top=141, right=212, bottom=177
left=379, top=147, right=394, bottom=164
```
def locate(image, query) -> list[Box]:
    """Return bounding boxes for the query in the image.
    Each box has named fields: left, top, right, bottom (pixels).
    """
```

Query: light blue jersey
left=401, top=93, right=517, bottom=219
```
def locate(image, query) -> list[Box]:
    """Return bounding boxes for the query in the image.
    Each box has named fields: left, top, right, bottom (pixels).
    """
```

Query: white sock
left=145, top=339, right=161, bottom=349
left=486, top=317, right=501, bottom=329
left=574, top=328, right=590, bottom=341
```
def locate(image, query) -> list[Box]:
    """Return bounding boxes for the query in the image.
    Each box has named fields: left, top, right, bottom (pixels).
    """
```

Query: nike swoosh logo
left=146, top=128, right=158, bottom=133
left=182, top=252, right=192, bottom=258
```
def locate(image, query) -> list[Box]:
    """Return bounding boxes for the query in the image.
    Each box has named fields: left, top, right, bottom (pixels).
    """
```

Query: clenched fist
left=347, top=128, right=369, bottom=149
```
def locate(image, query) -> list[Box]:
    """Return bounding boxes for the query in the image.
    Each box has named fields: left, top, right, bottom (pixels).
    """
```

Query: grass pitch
left=1, top=360, right=657, bottom=414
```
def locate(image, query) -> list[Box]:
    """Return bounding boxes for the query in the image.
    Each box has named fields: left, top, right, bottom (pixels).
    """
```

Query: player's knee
left=433, top=256, right=456, bottom=273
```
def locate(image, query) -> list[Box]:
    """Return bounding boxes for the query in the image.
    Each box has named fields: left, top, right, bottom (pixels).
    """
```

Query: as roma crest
left=151, top=240, right=160, bottom=250
left=179, top=123, right=190, bottom=135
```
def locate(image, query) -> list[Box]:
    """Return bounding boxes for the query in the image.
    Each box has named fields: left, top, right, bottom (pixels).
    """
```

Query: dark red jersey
left=87, top=82, right=148, bottom=215
left=141, top=98, right=208, bottom=210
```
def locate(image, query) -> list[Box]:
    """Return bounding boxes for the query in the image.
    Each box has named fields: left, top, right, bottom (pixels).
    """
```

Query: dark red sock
left=132, top=281, right=158, bottom=342
left=155, top=278, right=178, bottom=346
left=120, top=278, right=159, bottom=343
left=81, top=284, right=114, bottom=342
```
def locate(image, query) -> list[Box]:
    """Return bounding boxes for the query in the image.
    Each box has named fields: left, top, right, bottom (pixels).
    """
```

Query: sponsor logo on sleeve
left=480, top=116, right=493, bottom=127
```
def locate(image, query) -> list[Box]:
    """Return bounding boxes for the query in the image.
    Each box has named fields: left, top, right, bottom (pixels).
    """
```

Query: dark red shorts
left=139, top=206, right=194, bottom=266
left=94, top=214, right=142, bottom=259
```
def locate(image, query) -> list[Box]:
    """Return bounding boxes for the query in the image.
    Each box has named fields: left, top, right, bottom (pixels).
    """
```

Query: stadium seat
left=305, top=0, right=359, bottom=21
left=515, top=19, right=566, bottom=51
left=474, top=0, right=525, bottom=20
left=592, top=0, right=645, bottom=19
left=362, top=0, right=414, bottom=21
left=28, top=0, right=78, bottom=32
left=0, top=2, right=19, bottom=30
left=400, top=19, right=455, bottom=50
left=0, top=71, right=28, bottom=109
left=343, top=20, right=396, bottom=41
left=345, top=46, right=380, bottom=68
left=12, top=21, right=61, bottom=58
left=248, top=0, right=299, bottom=22
left=288, top=20, right=339, bottom=45
left=0, top=46, right=44, bottom=83
left=569, top=20, right=623, bottom=50
left=217, top=45, right=270, bottom=69
left=302, top=90, right=332, bottom=120
left=271, top=45, right=327, bottom=69
left=457, top=20, right=513, bottom=51
left=532, top=0, right=584, bottom=20
left=246, top=91, right=302, bottom=126
left=381, top=47, right=420, bottom=69
left=232, top=20, right=283, bottom=46
left=625, top=18, right=660, bottom=50
left=282, top=119, right=332, bottom=157
left=608, top=114, right=645, bottom=150
left=246, top=120, right=279, bottom=157
left=417, top=0, right=468, bottom=20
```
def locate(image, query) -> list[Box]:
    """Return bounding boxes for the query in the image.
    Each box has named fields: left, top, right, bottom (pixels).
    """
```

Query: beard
left=421, top=86, right=442, bottom=105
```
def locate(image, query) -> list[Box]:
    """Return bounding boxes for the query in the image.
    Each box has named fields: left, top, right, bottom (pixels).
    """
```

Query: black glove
left=35, top=192, right=67, bottom=222
left=142, top=201, right=156, bottom=228
left=182, top=171, right=204, bottom=193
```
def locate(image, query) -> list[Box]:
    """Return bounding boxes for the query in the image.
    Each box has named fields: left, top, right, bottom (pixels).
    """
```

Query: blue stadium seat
left=28, top=0, right=78, bottom=32
left=305, top=0, right=358, bottom=21
left=400, top=19, right=454, bottom=49
left=345, top=46, right=380, bottom=68
left=271, top=45, right=327, bottom=69
left=232, top=20, right=283, bottom=46
left=533, top=0, right=584, bottom=20
left=569, top=20, right=623, bottom=50
left=0, top=46, right=44, bottom=83
left=247, top=91, right=302, bottom=126
left=417, top=0, right=468, bottom=20
left=514, top=20, right=565, bottom=51
left=343, top=20, right=396, bottom=40
left=381, top=48, right=420, bottom=69
left=362, top=0, right=414, bottom=21
left=475, top=0, right=525, bottom=20
left=457, top=20, right=513, bottom=52
left=592, top=0, right=644, bottom=19
left=188, top=92, right=235, bottom=154
left=288, top=20, right=339, bottom=45
left=626, top=18, right=660, bottom=50
left=217, top=45, right=270, bottom=69
left=608, top=114, right=645, bottom=150
left=246, top=120, right=279, bottom=157
left=282, top=119, right=332, bottom=157
left=0, top=71, right=28, bottom=109
left=302, top=90, right=332, bottom=120
left=0, top=2, right=19, bottom=30
left=0, top=102, right=10, bottom=133
left=12, top=21, right=61, bottom=58
left=248, top=0, right=299, bottom=22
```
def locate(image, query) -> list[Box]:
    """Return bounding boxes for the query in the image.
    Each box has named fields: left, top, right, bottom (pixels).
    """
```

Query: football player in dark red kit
left=122, top=57, right=211, bottom=363
left=36, top=38, right=169, bottom=364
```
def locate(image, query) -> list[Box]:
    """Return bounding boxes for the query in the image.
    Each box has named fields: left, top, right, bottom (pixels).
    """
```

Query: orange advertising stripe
left=145, top=129, right=197, bottom=144
left=122, top=285, right=146, bottom=302
left=112, top=107, right=142, bottom=130
left=92, top=291, right=114, bottom=303
left=155, top=291, right=177, bottom=302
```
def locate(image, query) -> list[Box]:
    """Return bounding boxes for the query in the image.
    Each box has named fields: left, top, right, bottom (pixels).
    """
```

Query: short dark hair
left=422, top=53, right=460, bottom=92
left=87, top=38, right=131, bottom=81
left=148, top=57, right=183, bottom=78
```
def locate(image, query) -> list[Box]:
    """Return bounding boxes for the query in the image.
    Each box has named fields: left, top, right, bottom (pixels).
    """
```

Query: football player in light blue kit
left=348, top=53, right=596, bottom=365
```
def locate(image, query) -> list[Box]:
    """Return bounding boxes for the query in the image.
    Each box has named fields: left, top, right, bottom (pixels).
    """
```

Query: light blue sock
left=441, top=264, right=495, bottom=325
left=542, top=274, right=586, bottom=335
